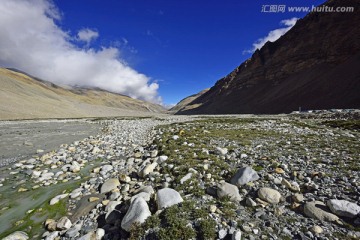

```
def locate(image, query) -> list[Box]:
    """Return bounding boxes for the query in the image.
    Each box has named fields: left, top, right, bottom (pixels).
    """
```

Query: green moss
left=197, top=218, right=217, bottom=240
left=253, top=165, right=264, bottom=171
left=157, top=219, right=196, bottom=240
left=0, top=198, right=67, bottom=239
left=130, top=201, right=213, bottom=239
left=217, top=196, right=237, bottom=220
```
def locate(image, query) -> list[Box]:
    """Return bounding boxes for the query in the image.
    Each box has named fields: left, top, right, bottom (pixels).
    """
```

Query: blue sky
left=0, top=0, right=326, bottom=106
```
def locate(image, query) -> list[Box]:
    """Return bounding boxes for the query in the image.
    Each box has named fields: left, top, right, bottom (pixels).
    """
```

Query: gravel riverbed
left=1, top=113, right=359, bottom=240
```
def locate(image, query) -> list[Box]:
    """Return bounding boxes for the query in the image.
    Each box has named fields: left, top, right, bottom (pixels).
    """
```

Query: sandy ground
left=0, top=119, right=101, bottom=167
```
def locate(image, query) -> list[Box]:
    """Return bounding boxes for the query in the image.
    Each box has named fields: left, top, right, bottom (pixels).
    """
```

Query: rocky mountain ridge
left=176, top=0, right=360, bottom=114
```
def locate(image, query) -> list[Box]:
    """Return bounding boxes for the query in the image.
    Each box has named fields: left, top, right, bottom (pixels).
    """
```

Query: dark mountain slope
left=177, top=0, right=360, bottom=114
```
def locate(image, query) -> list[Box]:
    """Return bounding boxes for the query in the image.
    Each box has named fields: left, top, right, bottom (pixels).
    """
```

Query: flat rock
left=157, top=188, right=183, bottom=209
left=327, top=199, right=360, bottom=218
left=50, top=193, right=69, bottom=205
left=230, top=166, right=259, bottom=186
left=100, top=178, right=120, bottom=193
left=217, top=182, right=242, bottom=202
left=304, top=201, right=339, bottom=222
left=258, top=188, right=281, bottom=204
left=2, top=231, right=29, bottom=240
left=121, top=197, right=151, bottom=232
left=70, top=194, right=105, bottom=222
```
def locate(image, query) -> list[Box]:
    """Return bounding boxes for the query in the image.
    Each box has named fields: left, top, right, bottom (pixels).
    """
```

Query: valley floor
left=0, top=113, right=359, bottom=240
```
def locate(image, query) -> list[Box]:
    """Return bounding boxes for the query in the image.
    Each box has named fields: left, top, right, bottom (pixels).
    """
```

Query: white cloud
left=0, top=0, right=162, bottom=104
left=77, top=28, right=99, bottom=44
left=245, top=17, right=298, bottom=53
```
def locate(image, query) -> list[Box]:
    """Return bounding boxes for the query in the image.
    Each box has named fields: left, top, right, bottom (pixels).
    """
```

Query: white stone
left=157, top=188, right=183, bottom=209
left=150, top=150, right=158, bottom=158
left=230, top=166, right=259, bottom=186
left=215, top=147, right=228, bottom=156
left=100, top=178, right=120, bottom=193
left=50, top=193, right=69, bottom=205
left=219, top=229, right=228, bottom=239
left=56, top=216, right=72, bottom=230
left=92, top=147, right=101, bottom=154
left=96, top=228, right=105, bottom=240
left=70, top=188, right=83, bottom=199
left=310, top=225, right=323, bottom=234
left=119, top=174, right=131, bottom=183
left=101, top=164, right=113, bottom=173
left=39, top=172, right=54, bottom=181
left=232, top=230, right=242, bottom=240
left=158, top=155, right=168, bottom=163
left=180, top=172, right=193, bottom=184
left=140, top=162, right=157, bottom=177
left=121, top=197, right=151, bottom=232
left=31, top=170, right=42, bottom=178
left=71, top=161, right=81, bottom=173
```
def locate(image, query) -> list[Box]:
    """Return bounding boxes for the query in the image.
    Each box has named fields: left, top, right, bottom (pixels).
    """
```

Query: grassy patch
left=323, top=120, right=360, bottom=131
left=131, top=201, right=215, bottom=240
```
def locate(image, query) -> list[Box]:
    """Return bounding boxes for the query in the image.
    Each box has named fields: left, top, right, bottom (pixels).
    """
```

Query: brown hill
left=169, top=88, right=209, bottom=113
left=176, top=0, right=360, bottom=114
left=0, top=68, right=165, bottom=120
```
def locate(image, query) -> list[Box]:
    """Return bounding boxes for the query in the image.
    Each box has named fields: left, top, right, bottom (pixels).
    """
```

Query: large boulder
left=230, top=166, right=259, bottom=186
left=327, top=199, right=360, bottom=218
left=121, top=197, right=151, bottom=232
